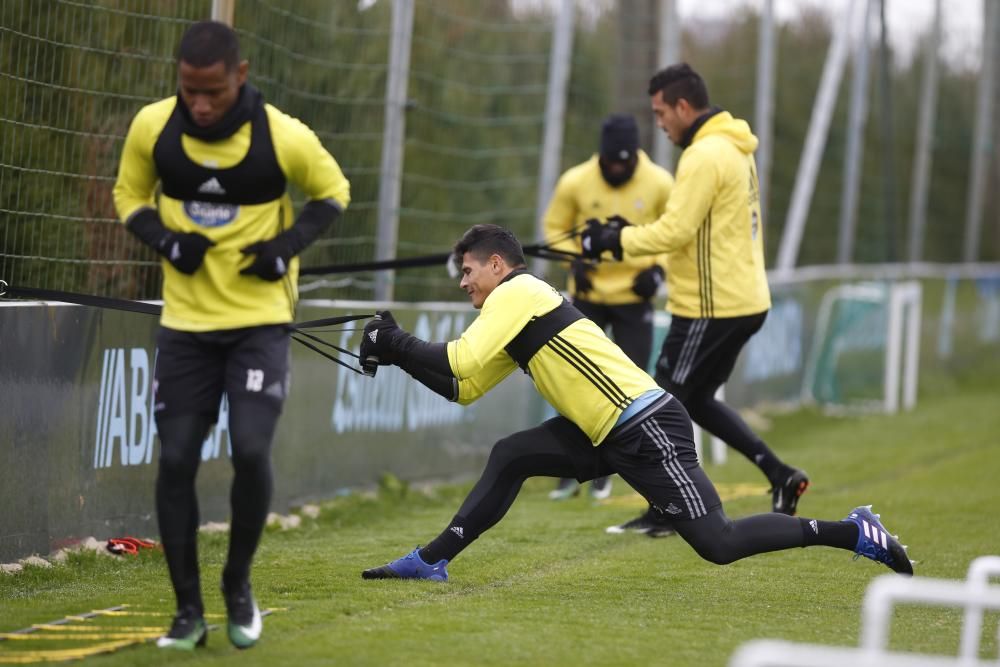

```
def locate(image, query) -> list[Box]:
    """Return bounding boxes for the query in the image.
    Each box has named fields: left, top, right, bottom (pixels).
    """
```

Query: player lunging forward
left=357, top=224, right=912, bottom=582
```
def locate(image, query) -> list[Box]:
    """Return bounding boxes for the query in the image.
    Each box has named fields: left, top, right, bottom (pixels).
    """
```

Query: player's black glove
left=239, top=236, right=296, bottom=281
left=239, top=200, right=341, bottom=281
left=126, top=208, right=215, bottom=275
left=631, top=265, right=665, bottom=299
left=359, top=310, right=408, bottom=374
left=570, top=258, right=595, bottom=295
left=163, top=233, right=215, bottom=275
left=580, top=215, right=629, bottom=261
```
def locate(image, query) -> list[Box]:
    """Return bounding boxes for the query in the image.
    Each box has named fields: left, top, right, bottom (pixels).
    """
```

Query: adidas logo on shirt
left=809, top=519, right=819, bottom=534
left=449, top=526, right=464, bottom=539
left=368, top=330, right=378, bottom=343
left=197, top=177, right=226, bottom=195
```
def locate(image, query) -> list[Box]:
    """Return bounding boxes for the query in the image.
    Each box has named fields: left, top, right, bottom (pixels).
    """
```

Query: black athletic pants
left=153, top=325, right=289, bottom=613
left=653, top=311, right=788, bottom=484
left=420, top=396, right=855, bottom=565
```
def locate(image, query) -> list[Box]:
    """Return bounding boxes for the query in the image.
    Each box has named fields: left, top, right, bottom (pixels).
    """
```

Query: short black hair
left=648, top=63, right=709, bottom=109
left=452, top=224, right=526, bottom=271
left=177, top=20, right=240, bottom=70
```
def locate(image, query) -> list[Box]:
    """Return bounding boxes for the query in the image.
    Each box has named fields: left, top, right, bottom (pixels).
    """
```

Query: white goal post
left=801, top=281, right=922, bottom=414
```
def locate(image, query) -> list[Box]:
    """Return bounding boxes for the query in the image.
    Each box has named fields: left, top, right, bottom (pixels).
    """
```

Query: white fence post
left=836, top=0, right=874, bottom=265
left=775, top=0, right=858, bottom=275
left=754, top=0, right=776, bottom=227
left=374, top=0, right=416, bottom=301
left=533, top=0, right=575, bottom=276
left=884, top=282, right=921, bottom=413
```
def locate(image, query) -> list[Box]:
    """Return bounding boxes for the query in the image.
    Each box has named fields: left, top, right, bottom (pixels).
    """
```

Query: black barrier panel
left=5, top=278, right=999, bottom=562
left=0, top=302, right=539, bottom=562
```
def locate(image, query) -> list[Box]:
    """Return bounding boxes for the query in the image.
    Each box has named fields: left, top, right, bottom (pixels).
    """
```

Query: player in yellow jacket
left=113, top=21, right=350, bottom=651
left=581, top=64, right=808, bottom=530
left=355, top=224, right=912, bottom=581
left=542, top=114, right=673, bottom=504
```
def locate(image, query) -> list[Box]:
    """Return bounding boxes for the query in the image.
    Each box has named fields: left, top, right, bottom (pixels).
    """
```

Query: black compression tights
left=156, top=414, right=210, bottom=613
left=660, top=378, right=786, bottom=483
left=418, top=425, right=858, bottom=566
left=156, top=403, right=278, bottom=612
left=420, top=426, right=581, bottom=564
left=673, top=508, right=857, bottom=564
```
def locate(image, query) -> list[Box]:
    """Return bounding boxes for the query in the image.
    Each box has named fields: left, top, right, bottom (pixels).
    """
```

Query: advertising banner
left=0, top=301, right=537, bottom=561
left=2, top=276, right=998, bottom=561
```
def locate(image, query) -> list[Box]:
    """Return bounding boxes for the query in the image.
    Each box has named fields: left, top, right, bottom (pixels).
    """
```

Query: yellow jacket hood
left=693, top=110, right=758, bottom=155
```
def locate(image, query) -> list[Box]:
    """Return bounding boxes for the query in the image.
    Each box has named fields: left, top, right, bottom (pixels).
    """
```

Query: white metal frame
left=730, top=555, right=1000, bottom=667
left=729, top=640, right=992, bottom=667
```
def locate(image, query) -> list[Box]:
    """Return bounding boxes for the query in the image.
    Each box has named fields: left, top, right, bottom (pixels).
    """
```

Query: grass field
left=2, top=367, right=999, bottom=666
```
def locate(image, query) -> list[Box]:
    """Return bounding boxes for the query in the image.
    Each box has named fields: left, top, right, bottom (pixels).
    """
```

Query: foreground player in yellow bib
left=114, top=20, right=350, bottom=650
left=358, top=225, right=913, bottom=581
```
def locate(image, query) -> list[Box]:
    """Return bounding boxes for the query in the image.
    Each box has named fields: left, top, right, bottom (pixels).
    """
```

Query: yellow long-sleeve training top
left=620, top=111, right=770, bottom=318
left=543, top=151, right=673, bottom=304
left=446, top=271, right=659, bottom=444
left=113, top=96, right=351, bottom=331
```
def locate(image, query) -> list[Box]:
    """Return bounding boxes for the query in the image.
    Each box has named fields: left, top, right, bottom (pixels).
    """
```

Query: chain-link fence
left=1, top=0, right=997, bottom=304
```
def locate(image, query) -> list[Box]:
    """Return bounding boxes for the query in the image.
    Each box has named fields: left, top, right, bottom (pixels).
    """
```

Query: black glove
left=163, top=233, right=215, bottom=275
left=580, top=216, right=628, bottom=261
left=126, top=208, right=214, bottom=275
left=359, top=310, right=408, bottom=373
left=240, top=236, right=296, bottom=281
left=239, top=200, right=341, bottom=281
left=570, top=259, right=595, bottom=295
left=632, top=265, right=665, bottom=299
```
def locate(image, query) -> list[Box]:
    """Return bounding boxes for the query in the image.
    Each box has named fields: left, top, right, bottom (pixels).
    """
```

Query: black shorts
left=653, top=311, right=767, bottom=398
left=549, top=394, right=721, bottom=521
left=153, top=324, right=291, bottom=422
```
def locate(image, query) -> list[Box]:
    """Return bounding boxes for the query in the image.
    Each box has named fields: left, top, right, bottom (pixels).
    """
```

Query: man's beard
left=599, top=157, right=637, bottom=187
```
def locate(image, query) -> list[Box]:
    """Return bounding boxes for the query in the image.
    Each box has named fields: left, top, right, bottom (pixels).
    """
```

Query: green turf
left=2, top=369, right=999, bottom=666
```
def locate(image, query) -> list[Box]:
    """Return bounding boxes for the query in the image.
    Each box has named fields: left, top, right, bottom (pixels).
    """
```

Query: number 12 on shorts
left=246, top=369, right=264, bottom=392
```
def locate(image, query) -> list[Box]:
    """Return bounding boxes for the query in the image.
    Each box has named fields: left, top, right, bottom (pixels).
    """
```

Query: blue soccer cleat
left=843, top=505, right=913, bottom=575
left=362, top=548, right=449, bottom=581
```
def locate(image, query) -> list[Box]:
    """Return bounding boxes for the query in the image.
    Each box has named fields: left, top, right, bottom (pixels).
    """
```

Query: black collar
left=679, top=106, right=723, bottom=149
left=498, top=268, right=531, bottom=286
left=176, top=84, right=263, bottom=142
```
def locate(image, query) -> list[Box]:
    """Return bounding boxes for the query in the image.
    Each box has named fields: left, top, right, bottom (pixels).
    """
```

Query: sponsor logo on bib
left=184, top=200, right=239, bottom=227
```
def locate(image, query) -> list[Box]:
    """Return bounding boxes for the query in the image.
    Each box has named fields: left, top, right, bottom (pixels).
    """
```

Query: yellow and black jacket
left=113, top=95, right=350, bottom=332
left=543, top=151, right=672, bottom=304
left=447, top=271, right=659, bottom=444
left=620, top=111, right=770, bottom=318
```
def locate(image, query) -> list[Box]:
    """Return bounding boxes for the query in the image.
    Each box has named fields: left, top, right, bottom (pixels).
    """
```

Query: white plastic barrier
left=729, top=555, right=1000, bottom=667
left=960, top=556, right=1000, bottom=660
left=729, top=640, right=997, bottom=667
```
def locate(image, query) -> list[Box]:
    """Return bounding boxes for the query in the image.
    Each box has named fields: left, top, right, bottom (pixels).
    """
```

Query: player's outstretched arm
left=359, top=311, right=457, bottom=400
